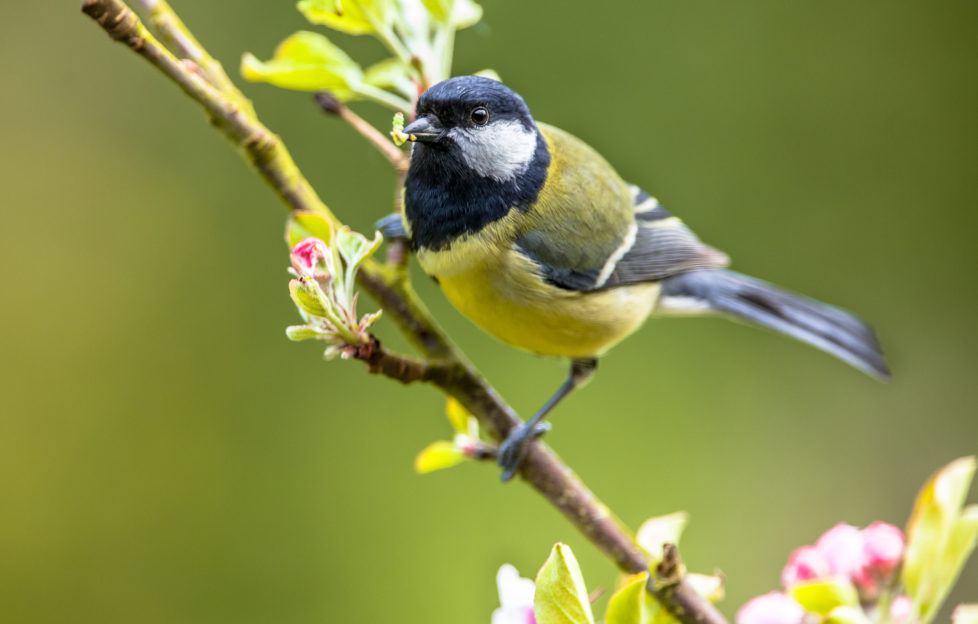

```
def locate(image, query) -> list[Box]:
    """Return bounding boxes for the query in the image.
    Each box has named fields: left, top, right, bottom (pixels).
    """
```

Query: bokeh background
left=2, top=1, right=976, bottom=622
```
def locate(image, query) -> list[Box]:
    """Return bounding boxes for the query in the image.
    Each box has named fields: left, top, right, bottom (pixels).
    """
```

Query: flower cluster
left=738, top=522, right=909, bottom=624
left=737, top=457, right=978, bottom=624
left=782, top=522, right=904, bottom=599
left=483, top=458, right=975, bottom=624
left=285, top=212, right=383, bottom=359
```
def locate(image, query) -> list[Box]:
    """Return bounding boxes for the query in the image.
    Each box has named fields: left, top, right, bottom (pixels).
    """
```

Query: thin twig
left=315, top=92, right=410, bottom=175
left=351, top=336, right=459, bottom=386
left=81, top=3, right=728, bottom=623
left=385, top=238, right=411, bottom=269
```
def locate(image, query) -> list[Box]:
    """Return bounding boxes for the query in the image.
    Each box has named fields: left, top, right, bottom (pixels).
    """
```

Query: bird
left=378, top=75, right=889, bottom=481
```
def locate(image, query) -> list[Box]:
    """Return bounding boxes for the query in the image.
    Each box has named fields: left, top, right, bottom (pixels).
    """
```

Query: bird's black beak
left=403, top=115, right=443, bottom=143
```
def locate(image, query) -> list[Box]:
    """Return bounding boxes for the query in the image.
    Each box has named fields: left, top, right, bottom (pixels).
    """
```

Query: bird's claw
left=497, top=421, right=551, bottom=482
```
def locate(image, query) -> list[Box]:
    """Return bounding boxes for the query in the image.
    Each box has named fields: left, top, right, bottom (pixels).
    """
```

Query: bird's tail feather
left=659, top=269, right=890, bottom=380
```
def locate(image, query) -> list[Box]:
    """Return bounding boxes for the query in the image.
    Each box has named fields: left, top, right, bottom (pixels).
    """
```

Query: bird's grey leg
left=497, top=358, right=598, bottom=482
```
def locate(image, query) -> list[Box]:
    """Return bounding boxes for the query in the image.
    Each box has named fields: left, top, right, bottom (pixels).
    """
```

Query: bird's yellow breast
left=417, top=214, right=659, bottom=358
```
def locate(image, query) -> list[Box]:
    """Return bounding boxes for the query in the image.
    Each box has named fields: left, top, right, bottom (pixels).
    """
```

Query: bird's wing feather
left=515, top=183, right=728, bottom=291
left=603, top=186, right=729, bottom=287
left=602, top=220, right=729, bottom=287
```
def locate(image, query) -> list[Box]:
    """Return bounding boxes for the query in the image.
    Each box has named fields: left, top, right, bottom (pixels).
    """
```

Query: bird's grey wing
left=600, top=185, right=730, bottom=288
left=375, top=213, right=409, bottom=239
left=515, top=185, right=728, bottom=291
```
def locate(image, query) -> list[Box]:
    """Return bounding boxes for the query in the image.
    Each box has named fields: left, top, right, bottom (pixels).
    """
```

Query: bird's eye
left=470, top=107, right=489, bottom=126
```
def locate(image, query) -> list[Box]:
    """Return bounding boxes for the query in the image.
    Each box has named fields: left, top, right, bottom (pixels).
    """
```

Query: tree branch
left=81, top=3, right=727, bottom=623
left=350, top=336, right=459, bottom=386
left=134, top=0, right=245, bottom=103
left=81, top=0, right=329, bottom=219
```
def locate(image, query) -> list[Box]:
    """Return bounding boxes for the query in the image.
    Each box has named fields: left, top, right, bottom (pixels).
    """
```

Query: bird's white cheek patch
left=450, top=120, right=538, bottom=181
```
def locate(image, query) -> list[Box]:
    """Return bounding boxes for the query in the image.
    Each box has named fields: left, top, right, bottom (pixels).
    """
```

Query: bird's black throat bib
left=404, top=131, right=551, bottom=251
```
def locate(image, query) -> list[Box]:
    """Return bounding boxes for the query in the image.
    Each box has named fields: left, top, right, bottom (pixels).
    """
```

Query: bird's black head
left=404, top=76, right=543, bottom=182
left=403, top=76, right=551, bottom=250
left=412, top=75, right=535, bottom=133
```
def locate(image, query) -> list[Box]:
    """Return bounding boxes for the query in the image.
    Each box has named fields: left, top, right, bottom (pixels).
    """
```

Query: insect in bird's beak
left=403, top=115, right=443, bottom=143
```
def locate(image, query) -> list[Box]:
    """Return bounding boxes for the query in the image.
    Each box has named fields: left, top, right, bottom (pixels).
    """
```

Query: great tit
left=381, top=76, right=888, bottom=481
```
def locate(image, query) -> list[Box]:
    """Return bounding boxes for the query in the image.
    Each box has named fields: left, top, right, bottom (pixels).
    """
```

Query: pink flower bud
left=291, top=237, right=329, bottom=277
left=850, top=522, right=904, bottom=598
left=861, top=522, right=904, bottom=576
left=736, top=592, right=806, bottom=624
left=815, top=523, right=865, bottom=579
left=889, top=595, right=913, bottom=624
left=782, top=545, right=833, bottom=588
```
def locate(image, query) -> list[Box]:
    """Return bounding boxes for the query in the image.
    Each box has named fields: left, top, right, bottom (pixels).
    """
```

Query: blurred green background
left=1, top=1, right=975, bottom=622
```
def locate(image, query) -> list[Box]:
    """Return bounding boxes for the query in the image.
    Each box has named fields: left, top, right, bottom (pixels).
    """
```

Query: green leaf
left=422, top=0, right=453, bottom=23
left=452, top=0, right=483, bottom=28
left=241, top=31, right=362, bottom=93
left=789, top=579, right=858, bottom=616
left=605, top=573, right=661, bottom=624
left=288, top=211, right=333, bottom=247
left=534, top=543, right=595, bottom=624
left=286, top=211, right=333, bottom=249
left=636, top=512, right=688, bottom=564
left=335, top=228, right=382, bottom=270
left=358, top=309, right=383, bottom=332
left=364, top=57, right=416, bottom=95
left=474, top=68, right=502, bottom=82
left=289, top=278, right=328, bottom=317
left=904, top=456, right=977, bottom=623
left=953, top=604, right=978, bottom=624
left=286, top=219, right=311, bottom=250
left=422, top=0, right=481, bottom=27
left=297, top=0, right=375, bottom=34
left=937, top=506, right=978, bottom=615
left=414, top=441, right=466, bottom=473
left=286, top=324, right=331, bottom=341
left=445, top=397, right=473, bottom=435
left=825, top=606, right=872, bottom=624
left=334, top=228, right=382, bottom=298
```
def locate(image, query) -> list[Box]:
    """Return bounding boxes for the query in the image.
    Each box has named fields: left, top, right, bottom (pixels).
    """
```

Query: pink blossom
left=491, top=605, right=535, bottom=624
left=861, top=522, right=904, bottom=577
left=814, top=523, right=865, bottom=579
left=850, top=522, right=904, bottom=596
left=290, top=237, right=328, bottom=276
left=492, top=564, right=536, bottom=624
left=781, top=545, right=832, bottom=589
left=889, top=595, right=913, bottom=624
left=736, top=592, right=806, bottom=624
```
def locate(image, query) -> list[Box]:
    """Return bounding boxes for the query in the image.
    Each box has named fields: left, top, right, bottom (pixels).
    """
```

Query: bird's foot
left=497, top=421, right=551, bottom=482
